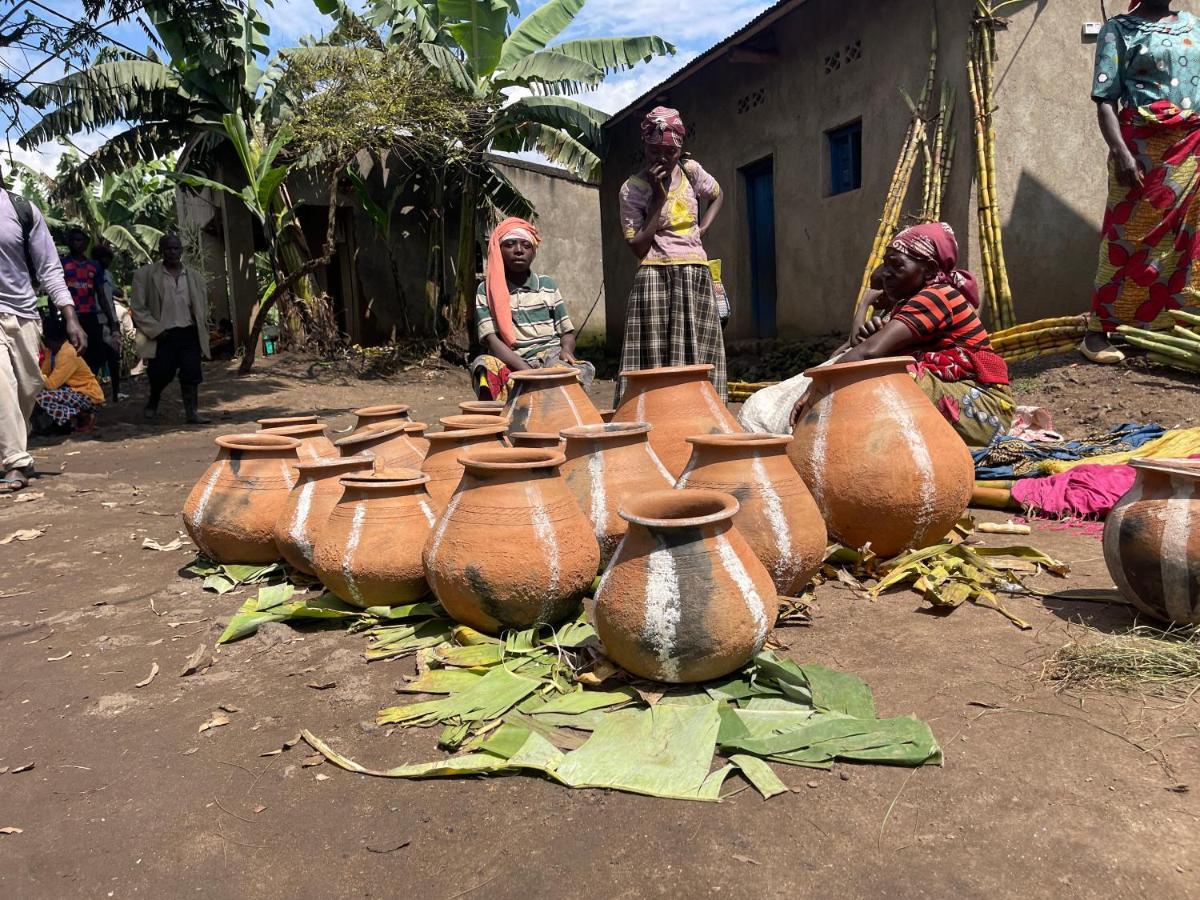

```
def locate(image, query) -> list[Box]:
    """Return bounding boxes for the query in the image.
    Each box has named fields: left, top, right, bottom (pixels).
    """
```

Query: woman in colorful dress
left=1085, top=0, right=1200, bottom=363
left=35, top=317, right=104, bottom=433
left=616, top=106, right=725, bottom=404
left=791, top=223, right=1013, bottom=449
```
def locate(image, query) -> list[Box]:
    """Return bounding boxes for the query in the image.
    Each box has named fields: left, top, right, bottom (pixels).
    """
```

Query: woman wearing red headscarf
left=790, top=223, right=1013, bottom=448
left=616, top=106, right=726, bottom=404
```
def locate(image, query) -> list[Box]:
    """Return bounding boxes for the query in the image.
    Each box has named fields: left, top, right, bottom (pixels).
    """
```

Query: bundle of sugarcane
left=991, top=315, right=1087, bottom=362
left=968, top=4, right=1016, bottom=331
left=728, top=380, right=779, bottom=402
left=991, top=315, right=1088, bottom=343
left=854, top=18, right=938, bottom=318
left=1000, top=342, right=1080, bottom=364
left=1118, top=310, right=1200, bottom=372
left=920, top=80, right=956, bottom=223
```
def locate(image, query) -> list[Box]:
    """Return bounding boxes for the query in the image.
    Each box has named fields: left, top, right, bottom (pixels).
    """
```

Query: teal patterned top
left=1093, top=11, right=1200, bottom=111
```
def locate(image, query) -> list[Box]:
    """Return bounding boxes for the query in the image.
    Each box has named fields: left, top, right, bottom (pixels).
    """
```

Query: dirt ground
left=2, top=351, right=1198, bottom=899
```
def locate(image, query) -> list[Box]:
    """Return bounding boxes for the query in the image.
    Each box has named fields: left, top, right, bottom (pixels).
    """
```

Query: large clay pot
left=261, top=423, right=337, bottom=462
left=441, top=414, right=511, bottom=431
left=459, top=400, right=506, bottom=417
left=612, top=365, right=742, bottom=478
left=560, top=422, right=675, bottom=563
left=677, top=433, right=826, bottom=596
left=336, top=421, right=427, bottom=471
left=423, top=448, right=600, bottom=633
left=405, top=422, right=430, bottom=456
left=273, top=454, right=375, bottom=575
left=351, top=404, right=410, bottom=435
left=258, top=415, right=319, bottom=429
left=593, top=490, right=774, bottom=684
left=183, top=433, right=301, bottom=564
left=1103, top=459, right=1200, bottom=625
left=504, top=367, right=602, bottom=436
left=419, top=425, right=508, bottom=507
left=312, top=469, right=437, bottom=608
left=788, top=357, right=973, bottom=558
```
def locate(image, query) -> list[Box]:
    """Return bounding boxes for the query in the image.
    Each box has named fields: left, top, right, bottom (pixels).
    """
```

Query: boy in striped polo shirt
left=470, top=217, right=595, bottom=401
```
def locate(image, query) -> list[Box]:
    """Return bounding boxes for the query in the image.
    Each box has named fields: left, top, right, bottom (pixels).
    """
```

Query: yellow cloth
left=1040, top=428, right=1200, bottom=474
left=40, top=343, right=104, bottom=405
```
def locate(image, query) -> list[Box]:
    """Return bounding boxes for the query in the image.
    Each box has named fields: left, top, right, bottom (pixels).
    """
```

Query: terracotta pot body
left=258, top=415, right=319, bottom=429
left=504, top=367, right=602, bottom=435
left=183, top=434, right=301, bottom=564
left=510, top=432, right=565, bottom=451
left=405, top=422, right=430, bottom=457
left=459, top=400, right=506, bottom=417
left=441, top=414, right=512, bottom=431
left=423, top=448, right=600, bottom=633
left=261, top=423, right=337, bottom=462
left=351, top=404, right=411, bottom=435
left=1103, top=460, right=1200, bottom=624
left=419, top=425, right=508, bottom=508
left=560, top=423, right=675, bottom=563
left=612, top=365, right=742, bottom=478
left=336, top=422, right=426, bottom=471
left=593, top=490, right=774, bottom=684
left=312, top=470, right=437, bottom=608
left=678, top=434, right=827, bottom=596
left=788, top=357, right=974, bottom=558
left=273, top=455, right=375, bottom=575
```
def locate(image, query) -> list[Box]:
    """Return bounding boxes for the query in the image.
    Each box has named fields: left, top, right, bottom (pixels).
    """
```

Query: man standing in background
left=0, top=189, right=86, bottom=493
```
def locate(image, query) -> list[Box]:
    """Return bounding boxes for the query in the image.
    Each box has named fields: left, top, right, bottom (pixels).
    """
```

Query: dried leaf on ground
left=143, top=536, right=186, bottom=552
left=306, top=681, right=337, bottom=691
left=135, top=662, right=160, bottom=688
left=301, top=754, right=325, bottom=768
left=181, top=645, right=213, bottom=677
left=0, top=529, right=44, bottom=544
left=47, top=651, right=71, bottom=662
left=218, top=703, right=240, bottom=713
left=253, top=805, right=267, bottom=814
left=13, top=492, right=43, bottom=503
left=198, top=714, right=230, bottom=733
left=0, top=827, right=23, bottom=835
left=11, top=763, right=34, bottom=774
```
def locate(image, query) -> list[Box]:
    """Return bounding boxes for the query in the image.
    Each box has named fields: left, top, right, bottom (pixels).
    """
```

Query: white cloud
left=551, top=0, right=775, bottom=48
left=576, top=50, right=699, bottom=114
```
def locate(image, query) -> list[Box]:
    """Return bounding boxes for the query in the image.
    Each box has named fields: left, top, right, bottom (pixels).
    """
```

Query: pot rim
left=617, top=363, right=713, bottom=380
left=1130, top=457, right=1200, bottom=480
left=440, top=414, right=513, bottom=430
left=257, top=415, right=319, bottom=428
left=803, top=356, right=912, bottom=380
left=620, top=489, right=739, bottom=528
left=425, top=424, right=508, bottom=443
left=216, top=433, right=302, bottom=453
left=261, top=423, right=328, bottom=438
left=507, top=366, right=581, bottom=384
left=353, top=404, right=411, bottom=419
left=339, top=468, right=430, bottom=488
left=561, top=422, right=652, bottom=440
left=405, top=421, right=428, bottom=435
left=334, top=421, right=412, bottom=448
left=686, top=432, right=792, bottom=449
left=459, top=400, right=506, bottom=414
left=509, top=432, right=565, bottom=444
left=459, top=447, right=565, bottom=471
left=295, top=453, right=375, bottom=474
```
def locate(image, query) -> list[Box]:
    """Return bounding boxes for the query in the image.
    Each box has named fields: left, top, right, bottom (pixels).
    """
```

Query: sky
left=6, top=0, right=774, bottom=175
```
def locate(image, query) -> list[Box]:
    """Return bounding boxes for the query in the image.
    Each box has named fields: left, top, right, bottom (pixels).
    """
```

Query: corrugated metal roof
left=604, top=0, right=809, bottom=128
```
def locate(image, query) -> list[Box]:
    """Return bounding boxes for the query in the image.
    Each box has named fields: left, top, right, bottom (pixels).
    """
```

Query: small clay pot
left=1103, top=459, right=1200, bottom=624
left=312, top=469, right=437, bottom=608
left=593, top=490, right=775, bottom=684
left=441, top=414, right=512, bottom=431
left=183, top=433, right=301, bottom=564
left=261, top=423, right=337, bottom=462
left=560, top=422, right=675, bottom=564
left=612, top=364, right=743, bottom=478
left=258, top=415, right=319, bottom=429
left=459, top=400, right=506, bottom=417
left=419, top=424, right=508, bottom=507
left=788, top=357, right=974, bottom=558
left=505, top=367, right=603, bottom=435
left=273, top=454, right=375, bottom=575
left=678, top=433, right=827, bottom=596
left=423, top=448, right=600, bottom=633
left=350, top=404, right=411, bottom=435
left=336, top=421, right=427, bottom=471
left=510, top=432, right=565, bottom=451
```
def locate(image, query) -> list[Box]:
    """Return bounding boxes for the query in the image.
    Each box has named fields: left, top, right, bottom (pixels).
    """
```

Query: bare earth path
left=1, top=353, right=1197, bottom=899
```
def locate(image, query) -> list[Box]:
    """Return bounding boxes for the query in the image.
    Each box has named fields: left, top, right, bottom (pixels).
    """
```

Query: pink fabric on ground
left=1011, top=454, right=1200, bottom=519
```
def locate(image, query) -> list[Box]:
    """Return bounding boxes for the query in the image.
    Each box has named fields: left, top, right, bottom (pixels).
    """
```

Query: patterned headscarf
left=486, top=217, right=541, bottom=349
left=889, top=222, right=981, bottom=308
left=641, top=106, right=686, bottom=147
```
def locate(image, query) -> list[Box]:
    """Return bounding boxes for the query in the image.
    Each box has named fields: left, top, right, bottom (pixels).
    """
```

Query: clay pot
left=261, top=423, right=337, bottom=462
left=183, top=433, right=301, bottom=564
left=560, top=422, right=675, bottom=563
left=336, top=421, right=427, bottom=471
left=1103, top=459, right=1200, bottom=625
left=405, top=422, right=430, bottom=456
left=441, top=414, right=512, bottom=431
left=424, top=448, right=600, bottom=633
left=677, top=434, right=827, bottom=596
left=459, top=400, right=506, bottom=417
left=419, top=425, right=508, bottom=507
left=612, top=365, right=743, bottom=478
left=510, top=432, right=565, bottom=451
left=351, top=404, right=411, bottom=435
left=258, top=415, right=319, bottom=429
left=273, top=454, right=375, bottom=575
left=312, top=469, right=437, bottom=608
left=504, top=367, right=602, bottom=436
left=593, top=490, right=775, bottom=684
left=788, top=356, right=974, bottom=558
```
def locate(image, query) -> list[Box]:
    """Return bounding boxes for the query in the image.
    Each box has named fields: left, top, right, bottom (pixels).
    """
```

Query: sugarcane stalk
left=1173, top=324, right=1200, bottom=342
left=992, top=324, right=1090, bottom=345
left=980, top=20, right=1015, bottom=328
left=1119, top=334, right=1199, bottom=359
left=1000, top=341, right=1080, bottom=362
left=1168, top=307, right=1200, bottom=326
left=966, top=34, right=999, bottom=318
left=1117, top=324, right=1200, bottom=352
left=1148, top=352, right=1200, bottom=372
left=992, top=315, right=1087, bottom=339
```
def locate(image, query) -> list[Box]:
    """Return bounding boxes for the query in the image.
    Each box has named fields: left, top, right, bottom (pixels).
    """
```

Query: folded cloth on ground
left=1008, top=406, right=1062, bottom=443
left=1038, top=428, right=1200, bottom=474
left=1011, top=453, right=1200, bottom=519
left=973, top=423, right=1166, bottom=480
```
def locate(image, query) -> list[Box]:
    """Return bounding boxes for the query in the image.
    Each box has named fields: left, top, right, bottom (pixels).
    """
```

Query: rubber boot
left=182, top=383, right=211, bottom=425
left=144, top=383, right=163, bottom=422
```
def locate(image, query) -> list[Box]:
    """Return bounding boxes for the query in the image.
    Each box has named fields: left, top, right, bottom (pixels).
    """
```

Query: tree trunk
left=444, top=171, right=478, bottom=363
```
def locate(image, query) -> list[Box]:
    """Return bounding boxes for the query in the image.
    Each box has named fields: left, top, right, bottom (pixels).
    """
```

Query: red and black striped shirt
left=892, top=285, right=992, bottom=353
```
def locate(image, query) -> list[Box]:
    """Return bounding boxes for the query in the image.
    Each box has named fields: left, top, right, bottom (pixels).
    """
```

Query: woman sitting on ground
left=35, top=317, right=105, bottom=434
left=470, top=217, right=594, bottom=402
left=791, top=223, right=1014, bottom=449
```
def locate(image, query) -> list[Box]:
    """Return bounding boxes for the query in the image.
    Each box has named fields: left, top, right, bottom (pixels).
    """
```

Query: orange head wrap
left=485, top=217, right=541, bottom=349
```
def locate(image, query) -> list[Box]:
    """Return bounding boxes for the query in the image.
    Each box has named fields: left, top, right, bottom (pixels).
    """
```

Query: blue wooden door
left=743, top=159, right=777, bottom=338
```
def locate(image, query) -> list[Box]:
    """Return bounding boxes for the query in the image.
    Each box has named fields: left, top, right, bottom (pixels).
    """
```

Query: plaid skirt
left=36, top=387, right=95, bottom=427
left=615, top=264, right=727, bottom=406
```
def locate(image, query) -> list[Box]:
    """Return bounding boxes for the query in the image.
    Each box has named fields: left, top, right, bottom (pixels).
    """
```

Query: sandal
left=0, top=467, right=31, bottom=493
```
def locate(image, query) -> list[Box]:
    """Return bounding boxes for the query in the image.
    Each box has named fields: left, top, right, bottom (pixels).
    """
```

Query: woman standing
left=1085, top=0, right=1200, bottom=363
left=617, top=106, right=725, bottom=403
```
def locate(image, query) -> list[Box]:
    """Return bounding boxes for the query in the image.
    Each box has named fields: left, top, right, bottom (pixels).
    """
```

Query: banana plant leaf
left=377, top=664, right=542, bottom=727
left=729, top=754, right=790, bottom=799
